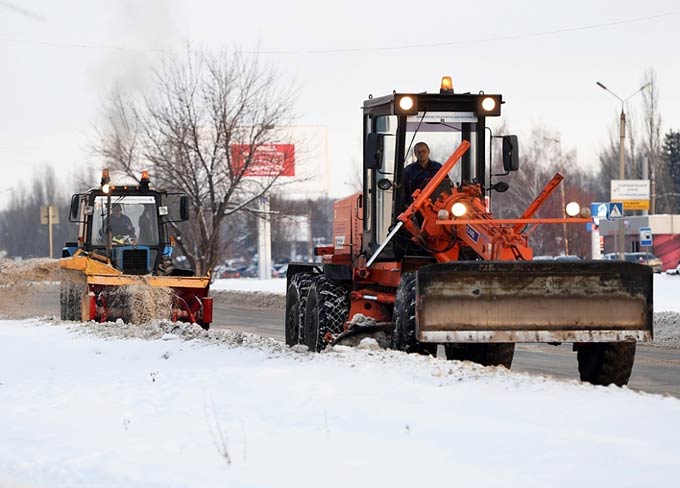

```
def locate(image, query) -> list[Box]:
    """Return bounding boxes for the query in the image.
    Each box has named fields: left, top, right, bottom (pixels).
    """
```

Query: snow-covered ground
left=211, top=277, right=287, bottom=294
left=652, top=273, right=680, bottom=313
left=1, top=319, right=679, bottom=488
left=0, top=268, right=678, bottom=486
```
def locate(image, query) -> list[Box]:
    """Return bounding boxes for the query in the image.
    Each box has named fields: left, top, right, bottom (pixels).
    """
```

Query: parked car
left=554, top=255, right=581, bottom=262
left=272, top=263, right=288, bottom=278
left=605, top=252, right=662, bottom=272
left=218, top=267, right=241, bottom=279
left=625, top=252, right=663, bottom=273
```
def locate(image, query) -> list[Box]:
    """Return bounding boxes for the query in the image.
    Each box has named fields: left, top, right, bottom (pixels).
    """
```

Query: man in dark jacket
left=402, top=142, right=442, bottom=205
left=109, top=203, right=136, bottom=240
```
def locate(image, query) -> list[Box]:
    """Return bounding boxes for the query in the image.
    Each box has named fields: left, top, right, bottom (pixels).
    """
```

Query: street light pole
left=596, top=81, right=650, bottom=259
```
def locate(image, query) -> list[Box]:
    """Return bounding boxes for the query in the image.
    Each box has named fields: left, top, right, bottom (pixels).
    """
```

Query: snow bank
left=211, top=277, right=286, bottom=294
left=0, top=319, right=679, bottom=487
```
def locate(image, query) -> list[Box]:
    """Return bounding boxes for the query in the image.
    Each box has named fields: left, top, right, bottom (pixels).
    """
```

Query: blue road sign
left=640, top=227, right=653, bottom=247
left=591, top=202, right=608, bottom=219
left=608, top=202, right=623, bottom=220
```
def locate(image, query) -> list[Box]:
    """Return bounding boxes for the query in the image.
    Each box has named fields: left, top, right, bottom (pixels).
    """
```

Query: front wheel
left=303, top=277, right=349, bottom=352
left=391, top=273, right=436, bottom=356
left=577, top=342, right=636, bottom=386
left=285, top=273, right=314, bottom=346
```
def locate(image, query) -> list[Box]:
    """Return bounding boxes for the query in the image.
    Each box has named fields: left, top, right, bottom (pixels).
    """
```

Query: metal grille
left=122, top=249, right=148, bottom=275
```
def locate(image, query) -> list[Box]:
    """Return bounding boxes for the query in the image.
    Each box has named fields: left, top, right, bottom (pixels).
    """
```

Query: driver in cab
left=402, top=142, right=442, bottom=205
left=108, top=203, right=136, bottom=242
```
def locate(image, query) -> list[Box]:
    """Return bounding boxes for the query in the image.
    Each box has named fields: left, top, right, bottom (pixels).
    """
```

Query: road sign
left=608, top=202, right=623, bottom=220
left=611, top=180, right=650, bottom=200
left=619, top=200, right=650, bottom=210
left=40, top=205, right=59, bottom=225
left=591, top=202, right=608, bottom=219
left=640, top=227, right=653, bottom=247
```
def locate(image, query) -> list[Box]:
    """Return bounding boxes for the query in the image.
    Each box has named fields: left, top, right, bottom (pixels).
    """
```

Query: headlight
left=477, top=95, right=502, bottom=116
left=565, top=201, right=580, bottom=217
left=395, top=95, right=418, bottom=115
left=437, top=209, right=450, bottom=220
left=481, top=97, right=496, bottom=112
left=398, top=96, right=414, bottom=111
left=451, top=202, right=467, bottom=217
left=102, top=184, right=111, bottom=194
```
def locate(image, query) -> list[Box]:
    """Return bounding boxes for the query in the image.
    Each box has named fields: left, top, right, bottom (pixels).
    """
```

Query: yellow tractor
left=60, top=169, right=213, bottom=327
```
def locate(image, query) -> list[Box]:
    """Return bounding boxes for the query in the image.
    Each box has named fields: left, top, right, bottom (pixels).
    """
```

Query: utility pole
left=596, top=81, right=650, bottom=259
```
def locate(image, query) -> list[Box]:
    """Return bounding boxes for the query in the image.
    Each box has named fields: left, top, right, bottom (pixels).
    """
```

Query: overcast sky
left=0, top=0, right=678, bottom=205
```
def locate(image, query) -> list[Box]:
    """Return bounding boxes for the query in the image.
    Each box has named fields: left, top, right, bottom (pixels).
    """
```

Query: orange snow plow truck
left=285, top=77, right=652, bottom=386
left=59, top=170, right=213, bottom=328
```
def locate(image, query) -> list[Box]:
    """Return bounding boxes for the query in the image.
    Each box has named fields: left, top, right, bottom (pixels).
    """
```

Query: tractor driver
left=108, top=203, right=136, bottom=241
left=402, top=142, right=442, bottom=205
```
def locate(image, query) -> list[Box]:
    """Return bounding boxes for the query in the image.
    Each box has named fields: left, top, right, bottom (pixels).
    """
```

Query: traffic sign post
left=40, top=205, right=59, bottom=259
left=608, top=202, right=623, bottom=220
left=639, top=227, right=653, bottom=247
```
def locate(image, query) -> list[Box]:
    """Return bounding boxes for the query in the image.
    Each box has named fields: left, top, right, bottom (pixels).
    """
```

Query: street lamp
left=596, top=80, right=651, bottom=259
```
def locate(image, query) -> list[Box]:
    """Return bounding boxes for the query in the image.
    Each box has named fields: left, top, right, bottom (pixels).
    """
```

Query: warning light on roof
left=440, top=76, right=454, bottom=94
left=101, top=168, right=111, bottom=193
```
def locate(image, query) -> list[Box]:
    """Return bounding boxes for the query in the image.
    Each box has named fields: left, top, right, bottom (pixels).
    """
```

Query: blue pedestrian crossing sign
left=640, top=227, right=653, bottom=247
left=608, top=202, right=623, bottom=220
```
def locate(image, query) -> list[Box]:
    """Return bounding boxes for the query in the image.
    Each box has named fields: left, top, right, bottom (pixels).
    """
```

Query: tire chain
left=286, top=273, right=314, bottom=345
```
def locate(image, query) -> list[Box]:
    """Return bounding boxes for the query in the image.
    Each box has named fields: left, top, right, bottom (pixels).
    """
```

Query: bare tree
left=96, top=46, right=297, bottom=275
left=0, top=166, right=76, bottom=258
left=640, top=68, right=671, bottom=213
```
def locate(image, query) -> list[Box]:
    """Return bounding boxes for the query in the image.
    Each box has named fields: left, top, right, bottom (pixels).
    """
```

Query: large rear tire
left=285, top=273, right=314, bottom=346
left=444, top=343, right=515, bottom=369
left=60, top=280, right=85, bottom=321
left=59, top=281, right=69, bottom=320
left=391, top=273, right=436, bottom=356
left=303, top=276, right=349, bottom=352
left=577, top=342, right=636, bottom=386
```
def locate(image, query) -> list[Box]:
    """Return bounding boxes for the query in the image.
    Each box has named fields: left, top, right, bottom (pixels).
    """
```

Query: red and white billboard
left=230, top=144, right=295, bottom=177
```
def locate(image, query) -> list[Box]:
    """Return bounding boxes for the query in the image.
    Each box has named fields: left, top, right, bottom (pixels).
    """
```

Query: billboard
left=231, top=144, right=295, bottom=177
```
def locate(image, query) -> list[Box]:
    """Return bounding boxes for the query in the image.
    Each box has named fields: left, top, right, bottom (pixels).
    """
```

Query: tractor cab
left=361, top=77, right=517, bottom=259
left=64, top=169, right=189, bottom=276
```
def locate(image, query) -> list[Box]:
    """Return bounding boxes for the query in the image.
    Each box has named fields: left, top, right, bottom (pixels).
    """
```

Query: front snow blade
left=415, top=261, right=652, bottom=343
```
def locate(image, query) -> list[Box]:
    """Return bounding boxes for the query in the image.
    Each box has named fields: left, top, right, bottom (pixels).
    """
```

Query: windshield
left=91, top=196, right=159, bottom=246
left=404, top=111, right=479, bottom=183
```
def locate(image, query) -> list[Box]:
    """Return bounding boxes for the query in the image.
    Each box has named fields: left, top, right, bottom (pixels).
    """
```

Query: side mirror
left=69, top=194, right=81, bottom=221
left=502, top=135, right=519, bottom=172
left=490, top=181, right=509, bottom=193
left=377, top=178, right=393, bottom=191
left=179, top=195, right=189, bottom=221
left=364, top=133, right=384, bottom=170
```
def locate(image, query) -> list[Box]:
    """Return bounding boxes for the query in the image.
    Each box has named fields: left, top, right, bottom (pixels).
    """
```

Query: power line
left=251, top=11, right=679, bottom=55
left=0, top=11, right=676, bottom=55
left=0, top=1, right=45, bottom=22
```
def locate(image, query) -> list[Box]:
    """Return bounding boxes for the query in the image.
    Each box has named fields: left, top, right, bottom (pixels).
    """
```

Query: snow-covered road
left=1, top=319, right=679, bottom=488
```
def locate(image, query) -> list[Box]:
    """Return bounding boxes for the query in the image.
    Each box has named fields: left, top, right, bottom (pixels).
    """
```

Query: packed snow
left=211, top=277, right=287, bottom=294
left=1, top=264, right=679, bottom=486
left=1, top=318, right=679, bottom=488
